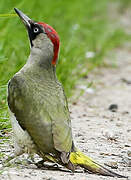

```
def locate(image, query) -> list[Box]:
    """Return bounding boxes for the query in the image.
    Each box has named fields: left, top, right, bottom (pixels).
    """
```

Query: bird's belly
left=9, top=110, right=37, bottom=155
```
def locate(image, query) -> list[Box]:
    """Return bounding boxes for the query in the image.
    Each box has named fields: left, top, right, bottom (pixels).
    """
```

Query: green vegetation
left=0, top=0, right=130, bottom=132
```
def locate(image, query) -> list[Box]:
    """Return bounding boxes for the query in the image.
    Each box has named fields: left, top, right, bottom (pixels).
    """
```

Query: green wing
left=40, top=81, right=73, bottom=154
left=51, top=88, right=73, bottom=153
left=8, top=75, right=27, bottom=130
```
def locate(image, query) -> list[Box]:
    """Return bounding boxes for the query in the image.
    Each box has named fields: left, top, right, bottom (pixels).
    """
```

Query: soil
left=0, top=5, right=131, bottom=180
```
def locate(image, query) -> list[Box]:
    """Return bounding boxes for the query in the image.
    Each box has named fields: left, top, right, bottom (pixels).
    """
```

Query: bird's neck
left=21, top=52, right=57, bottom=83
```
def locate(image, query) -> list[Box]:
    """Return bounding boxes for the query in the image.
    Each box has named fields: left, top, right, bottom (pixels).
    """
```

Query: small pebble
left=122, top=157, right=131, bottom=167
left=29, top=171, right=37, bottom=176
left=121, top=150, right=127, bottom=154
left=76, top=132, right=83, bottom=137
left=122, top=111, right=129, bottom=115
left=102, top=130, right=118, bottom=140
left=116, top=121, right=123, bottom=127
left=105, top=161, right=118, bottom=169
left=127, top=129, right=131, bottom=132
left=24, top=174, right=30, bottom=178
left=108, top=104, right=118, bottom=112
left=127, top=151, right=131, bottom=157
left=72, top=102, right=77, bottom=105
left=47, top=178, right=57, bottom=180
left=124, top=144, right=130, bottom=147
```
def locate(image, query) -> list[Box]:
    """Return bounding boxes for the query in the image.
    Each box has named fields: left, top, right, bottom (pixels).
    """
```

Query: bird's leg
left=36, top=160, right=59, bottom=170
left=65, top=160, right=75, bottom=172
left=35, top=154, right=60, bottom=170
left=35, top=159, right=45, bottom=168
left=41, top=154, right=75, bottom=172
left=25, top=154, right=35, bottom=164
left=42, top=154, right=75, bottom=172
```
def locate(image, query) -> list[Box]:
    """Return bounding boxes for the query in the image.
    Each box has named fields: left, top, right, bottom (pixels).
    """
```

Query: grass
left=0, top=0, right=130, bottom=132
left=117, top=0, right=131, bottom=11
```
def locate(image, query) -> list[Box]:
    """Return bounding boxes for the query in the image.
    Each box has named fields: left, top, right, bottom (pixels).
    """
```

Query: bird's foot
left=35, top=160, right=45, bottom=168
left=35, top=160, right=60, bottom=170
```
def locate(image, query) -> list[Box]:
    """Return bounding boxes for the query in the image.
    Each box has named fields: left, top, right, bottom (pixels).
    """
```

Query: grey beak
left=14, top=8, right=32, bottom=28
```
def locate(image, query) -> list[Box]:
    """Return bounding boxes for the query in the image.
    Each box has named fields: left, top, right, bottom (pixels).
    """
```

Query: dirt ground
left=0, top=6, right=131, bottom=180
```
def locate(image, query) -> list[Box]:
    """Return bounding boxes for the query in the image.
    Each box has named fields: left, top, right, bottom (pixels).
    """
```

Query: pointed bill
left=14, top=8, right=32, bottom=28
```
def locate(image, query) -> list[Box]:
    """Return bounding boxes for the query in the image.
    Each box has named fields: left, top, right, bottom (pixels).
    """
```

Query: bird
left=7, top=8, right=127, bottom=178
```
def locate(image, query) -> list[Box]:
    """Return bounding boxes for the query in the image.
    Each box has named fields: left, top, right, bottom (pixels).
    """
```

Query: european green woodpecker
left=7, top=8, right=127, bottom=178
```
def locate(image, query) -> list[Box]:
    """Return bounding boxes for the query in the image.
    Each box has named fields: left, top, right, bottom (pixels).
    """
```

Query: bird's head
left=14, top=8, right=60, bottom=66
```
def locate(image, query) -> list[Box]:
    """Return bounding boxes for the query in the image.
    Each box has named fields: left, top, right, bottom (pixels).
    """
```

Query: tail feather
left=70, top=150, right=128, bottom=178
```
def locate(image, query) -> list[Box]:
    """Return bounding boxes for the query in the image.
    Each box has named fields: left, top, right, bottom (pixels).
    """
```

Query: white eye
left=34, top=27, right=39, bottom=33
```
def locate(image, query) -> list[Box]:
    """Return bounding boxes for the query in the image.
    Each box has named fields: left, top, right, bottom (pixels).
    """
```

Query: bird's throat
left=21, top=54, right=57, bottom=85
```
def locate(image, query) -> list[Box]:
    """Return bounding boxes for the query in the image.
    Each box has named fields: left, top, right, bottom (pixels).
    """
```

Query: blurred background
left=0, top=0, right=131, bottom=137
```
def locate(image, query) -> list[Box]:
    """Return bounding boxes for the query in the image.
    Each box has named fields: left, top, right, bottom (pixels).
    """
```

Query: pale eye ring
left=34, top=27, right=39, bottom=33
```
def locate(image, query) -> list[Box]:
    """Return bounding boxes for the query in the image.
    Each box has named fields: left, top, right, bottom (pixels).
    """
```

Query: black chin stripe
left=28, top=30, right=34, bottom=47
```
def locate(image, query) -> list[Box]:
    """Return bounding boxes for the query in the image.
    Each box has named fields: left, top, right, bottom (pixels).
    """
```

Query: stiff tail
left=70, top=150, right=127, bottom=178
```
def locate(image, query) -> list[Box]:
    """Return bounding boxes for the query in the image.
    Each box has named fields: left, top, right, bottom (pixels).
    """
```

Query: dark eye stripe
left=28, top=23, right=44, bottom=46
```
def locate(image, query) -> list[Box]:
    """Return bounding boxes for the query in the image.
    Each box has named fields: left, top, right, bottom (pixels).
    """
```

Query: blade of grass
left=0, top=14, right=17, bottom=18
